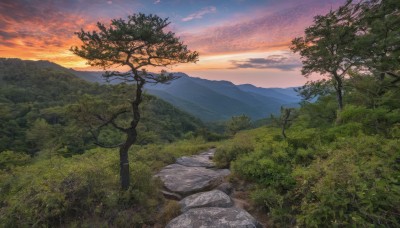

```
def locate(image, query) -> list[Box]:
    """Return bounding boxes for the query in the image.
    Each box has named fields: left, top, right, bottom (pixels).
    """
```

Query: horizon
left=0, top=0, right=344, bottom=87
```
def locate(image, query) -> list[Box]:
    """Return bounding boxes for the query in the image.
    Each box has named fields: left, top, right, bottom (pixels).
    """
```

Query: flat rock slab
left=176, top=148, right=216, bottom=168
left=166, top=207, right=262, bottom=228
left=155, top=164, right=230, bottom=197
left=180, top=190, right=233, bottom=212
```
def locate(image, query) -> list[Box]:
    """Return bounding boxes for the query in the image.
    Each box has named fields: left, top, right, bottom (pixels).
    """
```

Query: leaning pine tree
left=71, top=13, right=198, bottom=189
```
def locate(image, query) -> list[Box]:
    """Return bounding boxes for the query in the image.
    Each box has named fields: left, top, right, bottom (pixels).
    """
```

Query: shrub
left=292, top=136, right=400, bottom=227
left=0, top=148, right=162, bottom=227
left=214, top=133, right=255, bottom=168
left=0, top=150, right=30, bottom=170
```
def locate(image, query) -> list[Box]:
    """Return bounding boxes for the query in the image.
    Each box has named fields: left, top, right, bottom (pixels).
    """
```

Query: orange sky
left=0, top=0, right=344, bottom=87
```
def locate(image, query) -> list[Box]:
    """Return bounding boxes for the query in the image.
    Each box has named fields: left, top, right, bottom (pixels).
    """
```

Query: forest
left=0, top=0, right=399, bottom=227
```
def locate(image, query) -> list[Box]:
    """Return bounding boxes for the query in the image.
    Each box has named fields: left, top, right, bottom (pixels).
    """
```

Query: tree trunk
left=281, top=109, right=291, bottom=139
left=334, top=73, right=344, bottom=111
left=337, top=84, right=343, bottom=111
left=119, top=145, right=130, bottom=190
left=118, top=73, right=145, bottom=190
left=282, top=126, right=287, bottom=139
left=119, top=128, right=137, bottom=190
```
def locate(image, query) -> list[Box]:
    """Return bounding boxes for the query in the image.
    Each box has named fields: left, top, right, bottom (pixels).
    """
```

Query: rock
left=180, top=190, right=233, bottom=212
left=176, top=148, right=216, bottom=168
left=162, top=190, right=182, bottom=200
left=155, top=164, right=230, bottom=197
left=216, top=182, right=233, bottom=195
left=166, top=207, right=262, bottom=228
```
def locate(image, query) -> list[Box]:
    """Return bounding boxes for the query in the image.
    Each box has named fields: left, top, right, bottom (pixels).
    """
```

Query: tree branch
left=93, top=110, right=129, bottom=132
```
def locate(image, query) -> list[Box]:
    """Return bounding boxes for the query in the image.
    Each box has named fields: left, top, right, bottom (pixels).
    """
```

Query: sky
left=0, top=0, right=345, bottom=87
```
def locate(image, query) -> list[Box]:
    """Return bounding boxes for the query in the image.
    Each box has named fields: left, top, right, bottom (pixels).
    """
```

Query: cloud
left=0, top=0, right=121, bottom=68
left=180, top=0, right=344, bottom=55
left=154, top=0, right=161, bottom=4
left=230, top=55, right=301, bottom=71
left=0, top=1, right=88, bottom=45
left=182, top=6, right=217, bottom=22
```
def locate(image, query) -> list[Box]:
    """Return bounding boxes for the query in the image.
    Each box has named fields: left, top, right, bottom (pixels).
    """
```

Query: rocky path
left=155, top=148, right=262, bottom=228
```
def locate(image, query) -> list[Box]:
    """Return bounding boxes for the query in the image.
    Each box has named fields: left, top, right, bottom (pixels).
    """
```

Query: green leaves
left=226, top=115, right=252, bottom=135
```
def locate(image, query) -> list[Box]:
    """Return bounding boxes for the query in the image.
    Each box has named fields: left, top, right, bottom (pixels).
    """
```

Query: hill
left=0, top=58, right=203, bottom=154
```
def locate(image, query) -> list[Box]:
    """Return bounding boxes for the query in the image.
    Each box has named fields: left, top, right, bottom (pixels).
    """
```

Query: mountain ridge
left=1, top=58, right=301, bottom=122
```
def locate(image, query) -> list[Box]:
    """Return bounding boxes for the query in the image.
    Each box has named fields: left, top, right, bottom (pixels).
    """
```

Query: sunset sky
left=0, top=0, right=345, bottom=87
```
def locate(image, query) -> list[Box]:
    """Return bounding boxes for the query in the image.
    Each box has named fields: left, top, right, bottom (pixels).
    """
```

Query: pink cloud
left=182, top=6, right=217, bottom=22
left=180, top=1, right=344, bottom=55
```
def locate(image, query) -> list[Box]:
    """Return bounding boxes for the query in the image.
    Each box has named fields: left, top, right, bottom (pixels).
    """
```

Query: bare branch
left=93, top=110, right=129, bottom=132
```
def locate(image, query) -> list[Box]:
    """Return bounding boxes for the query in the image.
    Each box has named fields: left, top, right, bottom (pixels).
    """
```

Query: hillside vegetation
left=0, top=58, right=203, bottom=155
left=214, top=95, right=400, bottom=226
left=213, top=0, right=400, bottom=226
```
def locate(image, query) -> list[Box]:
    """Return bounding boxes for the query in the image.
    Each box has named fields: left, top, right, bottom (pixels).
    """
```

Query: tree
left=356, top=0, right=400, bottom=86
left=71, top=13, right=198, bottom=189
left=294, top=79, right=333, bottom=102
left=291, top=1, right=361, bottom=111
left=279, top=107, right=298, bottom=139
left=226, top=115, right=251, bottom=135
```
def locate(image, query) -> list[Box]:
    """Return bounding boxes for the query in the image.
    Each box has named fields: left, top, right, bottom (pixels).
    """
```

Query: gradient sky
left=0, top=0, right=345, bottom=87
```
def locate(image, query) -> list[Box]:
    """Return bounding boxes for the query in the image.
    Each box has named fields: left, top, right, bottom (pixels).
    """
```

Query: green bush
left=0, top=151, right=31, bottom=170
left=213, top=132, right=255, bottom=168
left=286, top=128, right=320, bottom=149
left=0, top=148, right=162, bottom=227
left=292, top=136, right=400, bottom=227
left=215, top=125, right=400, bottom=227
left=338, top=105, right=400, bottom=136
left=131, top=137, right=212, bottom=171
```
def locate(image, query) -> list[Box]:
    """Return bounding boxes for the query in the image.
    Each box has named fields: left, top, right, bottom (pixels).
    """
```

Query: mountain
left=73, top=70, right=301, bottom=122
left=144, top=73, right=301, bottom=121
left=19, top=62, right=301, bottom=122
left=69, top=69, right=108, bottom=84
left=237, top=84, right=300, bottom=107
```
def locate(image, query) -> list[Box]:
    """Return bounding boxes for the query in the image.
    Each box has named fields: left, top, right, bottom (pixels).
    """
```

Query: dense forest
left=1, top=0, right=399, bottom=227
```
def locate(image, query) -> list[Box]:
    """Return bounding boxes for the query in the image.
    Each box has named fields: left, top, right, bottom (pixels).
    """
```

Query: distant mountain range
left=1, top=58, right=300, bottom=121
left=73, top=70, right=301, bottom=122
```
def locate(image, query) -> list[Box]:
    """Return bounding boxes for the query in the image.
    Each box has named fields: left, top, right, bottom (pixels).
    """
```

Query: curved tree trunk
left=119, top=73, right=145, bottom=190
left=119, top=129, right=137, bottom=190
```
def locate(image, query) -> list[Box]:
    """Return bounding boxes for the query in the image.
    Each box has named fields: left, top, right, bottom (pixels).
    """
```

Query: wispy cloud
left=181, top=1, right=344, bottom=55
left=0, top=0, right=98, bottom=67
left=230, top=55, right=301, bottom=71
left=154, top=0, right=161, bottom=4
left=182, top=6, right=216, bottom=22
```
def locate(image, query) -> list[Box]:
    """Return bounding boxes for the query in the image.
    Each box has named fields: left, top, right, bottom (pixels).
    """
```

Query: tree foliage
left=356, top=0, right=400, bottom=82
left=291, top=1, right=360, bottom=111
left=226, top=115, right=252, bottom=135
left=292, top=0, right=400, bottom=112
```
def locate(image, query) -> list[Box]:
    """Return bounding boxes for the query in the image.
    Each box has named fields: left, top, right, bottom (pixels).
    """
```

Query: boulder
left=166, top=207, right=262, bottom=228
left=162, top=190, right=182, bottom=200
left=180, top=190, right=233, bottom=212
left=176, top=148, right=216, bottom=168
left=155, top=164, right=230, bottom=197
left=216, top=182, right=233, bottom=195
